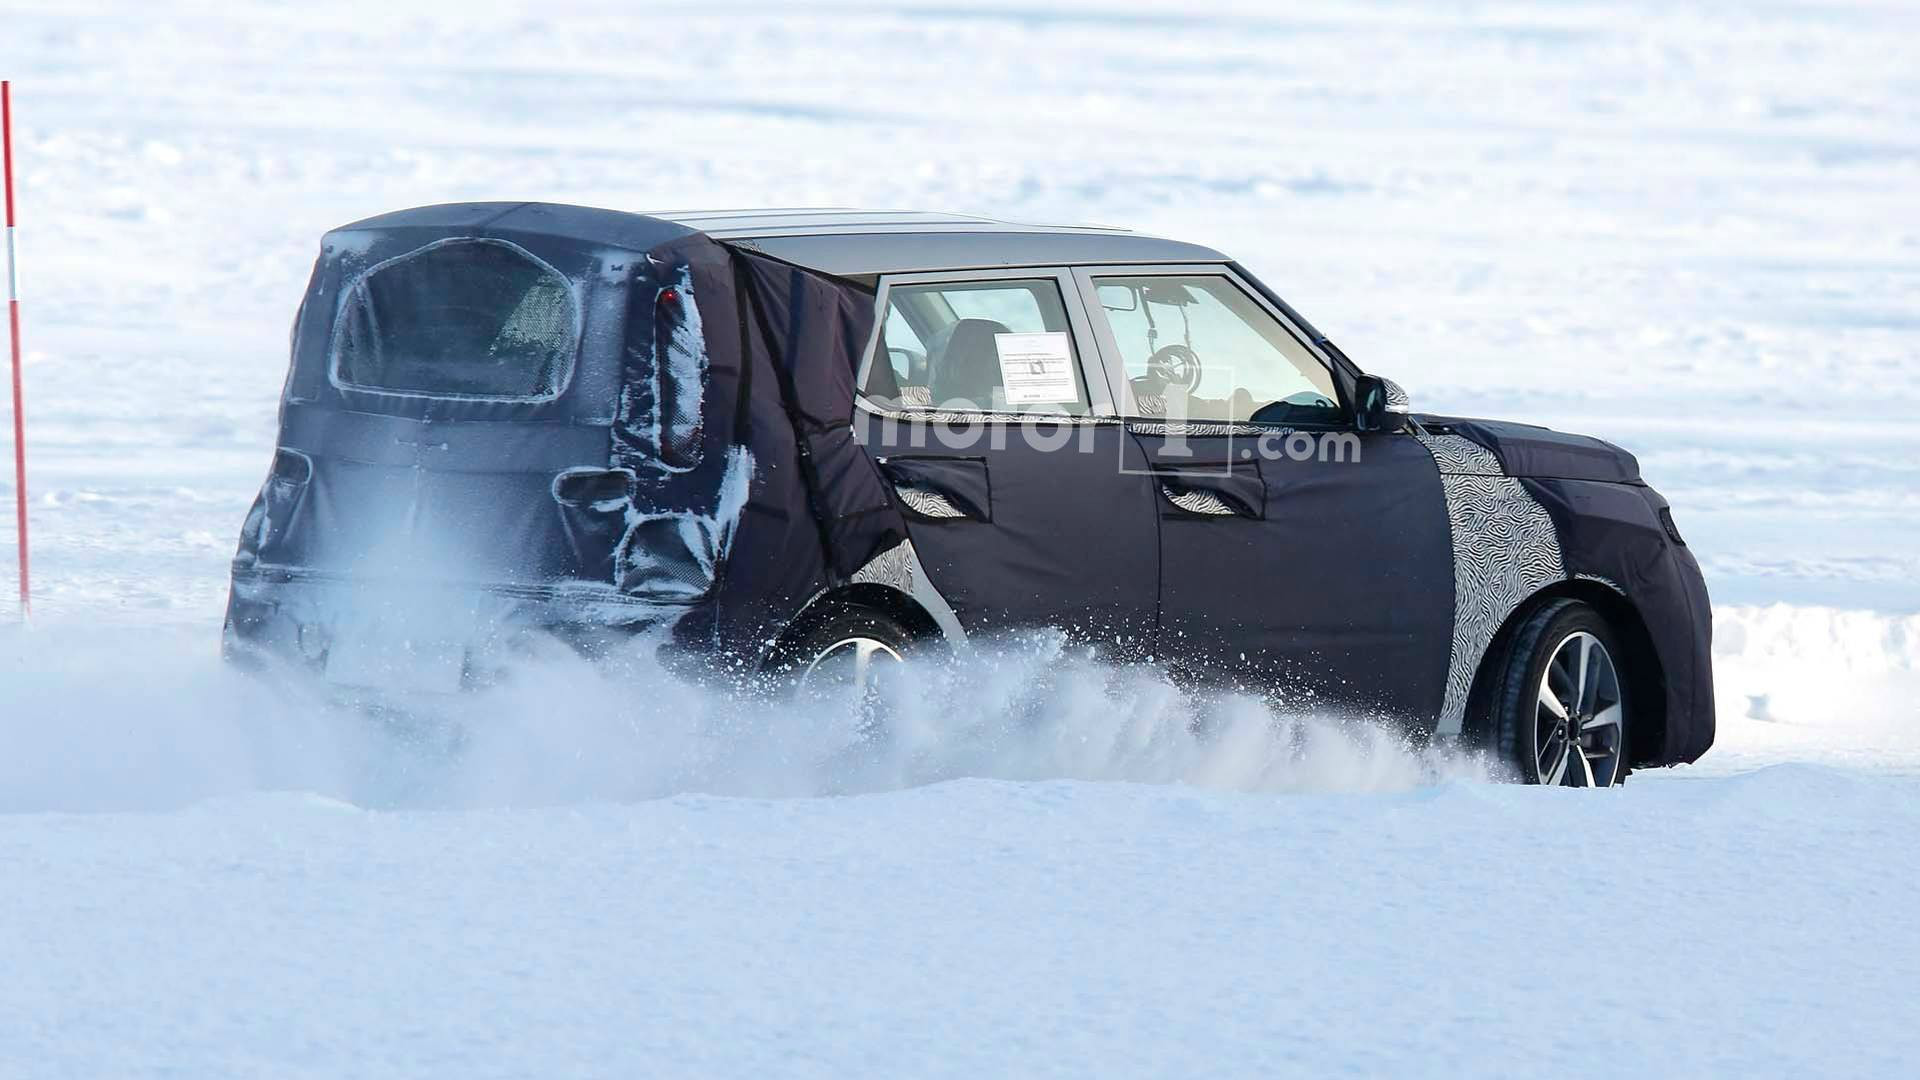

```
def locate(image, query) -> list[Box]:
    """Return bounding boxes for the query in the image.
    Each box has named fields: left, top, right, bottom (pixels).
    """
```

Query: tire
left=1472, top=598, right=1630, bottom=786
left=768, top=604, right=917, bottom=726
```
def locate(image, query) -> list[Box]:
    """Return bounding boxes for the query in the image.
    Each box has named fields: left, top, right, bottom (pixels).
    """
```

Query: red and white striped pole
left=3, top=80, right=29, bottom=618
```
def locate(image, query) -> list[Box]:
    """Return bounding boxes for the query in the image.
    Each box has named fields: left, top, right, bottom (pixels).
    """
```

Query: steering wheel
left=1144, top=344, right=1203, bottom=393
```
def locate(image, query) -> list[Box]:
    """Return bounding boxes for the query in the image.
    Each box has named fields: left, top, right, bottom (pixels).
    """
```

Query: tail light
left=1658, top=506, right=1686, bottom=547
left=654, top=282, right=704, bottom=471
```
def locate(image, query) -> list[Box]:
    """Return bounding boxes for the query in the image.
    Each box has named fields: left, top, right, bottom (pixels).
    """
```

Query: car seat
left=927, top=318, right=1011, bottom=410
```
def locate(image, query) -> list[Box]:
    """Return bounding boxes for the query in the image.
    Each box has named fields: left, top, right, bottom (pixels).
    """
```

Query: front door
left=1075, top=266, right=1456, bottom=723
left=852, top=269, right=1160, bottom=656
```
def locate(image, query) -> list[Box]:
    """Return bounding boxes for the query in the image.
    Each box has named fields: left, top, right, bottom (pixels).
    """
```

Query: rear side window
left=864, top=279, right=1089, bottom=415
left=331, top=238, right=580, bottom=400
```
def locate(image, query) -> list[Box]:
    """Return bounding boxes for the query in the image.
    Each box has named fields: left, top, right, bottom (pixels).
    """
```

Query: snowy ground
left=2, top=1, right=1918, bottom=1075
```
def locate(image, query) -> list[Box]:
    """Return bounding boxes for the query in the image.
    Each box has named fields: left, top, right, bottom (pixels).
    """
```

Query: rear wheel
left=770, top=605, right=916, bottom=733
left=1474, top=599, right=1629, bottom=786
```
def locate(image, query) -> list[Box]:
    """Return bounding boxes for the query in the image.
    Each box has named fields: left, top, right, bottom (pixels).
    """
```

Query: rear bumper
left=224, top=563, right=703, bottom=691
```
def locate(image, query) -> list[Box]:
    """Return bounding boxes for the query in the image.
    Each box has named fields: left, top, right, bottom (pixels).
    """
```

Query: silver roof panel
left=733, top=230, right=1228, bottom=276
left=338, top=204, right=1233, bottom=277
left=642, top=207, right=1228, bottom=276
left=645, top=207, right=1132, bottom=236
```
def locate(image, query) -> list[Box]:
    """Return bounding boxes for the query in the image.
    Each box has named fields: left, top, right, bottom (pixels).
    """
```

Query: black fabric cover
left=1426, top=415, right=1642, bottom=484
left=227, top=202, right=909, bottom=662
left=857, top=412, right=1160, bottom=651
left=236, top=205, right=669, bottom=600
left=733, top=250, right=901, bottom=584
left=1131, top=432, right=1456, bottom=722
left=1522, top=477, right=1716, bottom=764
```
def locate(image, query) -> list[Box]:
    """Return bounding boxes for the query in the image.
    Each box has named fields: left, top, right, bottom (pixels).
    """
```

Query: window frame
left=1070, top=264, right=1352, bottom=427
left=856, top=266, right=1116, bottom=419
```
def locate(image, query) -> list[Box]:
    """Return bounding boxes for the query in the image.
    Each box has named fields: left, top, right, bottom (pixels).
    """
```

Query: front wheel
left=1474, top=599, right=1630, bottom=786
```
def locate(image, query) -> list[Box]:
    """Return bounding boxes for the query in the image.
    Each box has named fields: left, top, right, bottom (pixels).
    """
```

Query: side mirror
left=1353, top=374, right=1411, bottom=434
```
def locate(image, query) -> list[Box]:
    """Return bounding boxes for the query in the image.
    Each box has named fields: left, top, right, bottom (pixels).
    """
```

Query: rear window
left=330, top=238, right=580, bottom=400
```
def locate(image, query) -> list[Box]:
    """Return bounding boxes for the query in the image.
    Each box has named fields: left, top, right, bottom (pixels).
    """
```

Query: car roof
left=644, top=207, right=1127, bottom=237
left=643, top=207, right=1230, bottom=277
left=330, top=203, right=1231, bottom=278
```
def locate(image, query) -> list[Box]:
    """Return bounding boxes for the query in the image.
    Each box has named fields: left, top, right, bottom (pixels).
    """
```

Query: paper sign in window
left=993, top=332, right=1078, bottom=406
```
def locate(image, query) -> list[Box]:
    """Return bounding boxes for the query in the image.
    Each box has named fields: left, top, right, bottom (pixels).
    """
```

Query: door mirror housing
left=1353, top=374, right=1411, bottom=433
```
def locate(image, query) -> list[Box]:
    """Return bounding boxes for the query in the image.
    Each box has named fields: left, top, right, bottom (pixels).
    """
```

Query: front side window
left=331, top=238, right=580, bottom=400
left=862, top=279, right=1089, bottom=415
left=1092, top=275, right=1340, bottom=425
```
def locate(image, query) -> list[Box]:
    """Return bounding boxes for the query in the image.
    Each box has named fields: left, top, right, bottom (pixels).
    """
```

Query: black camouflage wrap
left=225, top=203, right=904, bottom=668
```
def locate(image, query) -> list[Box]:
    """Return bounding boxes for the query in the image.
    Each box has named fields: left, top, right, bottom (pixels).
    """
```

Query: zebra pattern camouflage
left=893, top=483, right=969, bottom=519
left=1418, top=433, right=1567, bottom=734
left=1160, top=484, right=1239, bottom=516
left=846, top=538, right=967, bottom=644
left=851, top=540, right=915, bottom=589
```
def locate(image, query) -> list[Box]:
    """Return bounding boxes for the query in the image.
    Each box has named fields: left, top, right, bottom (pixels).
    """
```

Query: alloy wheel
left=801, top=636, right=903, bottom=700
left=1533, top=630, right=1626, bottom=786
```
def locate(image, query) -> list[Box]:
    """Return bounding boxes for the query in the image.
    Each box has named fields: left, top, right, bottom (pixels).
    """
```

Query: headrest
left=928, top=318, right=1012, bottom=409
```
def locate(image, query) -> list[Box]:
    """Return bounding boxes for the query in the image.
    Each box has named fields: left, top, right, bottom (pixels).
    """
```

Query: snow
left=2, top=0, right=1919, bottom=1075
left=5, top=609, right=1917, bottom=1075
left=6, top=772, right=1918, bottom=1078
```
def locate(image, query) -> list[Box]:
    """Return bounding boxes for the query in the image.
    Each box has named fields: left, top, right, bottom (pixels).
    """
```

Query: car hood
left=1416, top=416, right=1642, bottom=484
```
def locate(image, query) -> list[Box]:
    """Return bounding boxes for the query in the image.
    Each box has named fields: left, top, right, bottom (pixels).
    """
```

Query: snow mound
left=1708, top=605, right=1920, bottom=773
left=1716, top=603, right=1920, bottom=673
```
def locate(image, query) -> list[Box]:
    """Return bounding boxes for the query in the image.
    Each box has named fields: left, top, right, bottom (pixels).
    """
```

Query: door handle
left=1150, top=468, right=1264, bottom=519
left=1158, top=480, right=1244, bottom=517
left=893, top=482, right=971, bottom=519
left=878, top=456, right=991, bottom=521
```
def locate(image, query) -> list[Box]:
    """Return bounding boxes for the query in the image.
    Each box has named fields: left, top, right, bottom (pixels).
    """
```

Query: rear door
left=852, top=268, right=1159, bottom=654
left=1074, top=265, right=1456, bottom=722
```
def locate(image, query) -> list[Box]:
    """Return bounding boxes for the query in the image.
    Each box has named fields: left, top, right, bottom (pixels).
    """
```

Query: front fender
left=1521, top=477, right=1715, bottom=764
